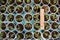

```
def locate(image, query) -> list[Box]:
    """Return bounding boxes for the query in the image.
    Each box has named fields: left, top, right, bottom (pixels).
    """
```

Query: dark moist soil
left=34, top=32, right=41, bottom=38
left=43, top=31, right=50, bottom=38
left=1, top=23, right=6, bottom=30
left=25, top=5, right=32, bottom=12
left=33, top=6, right=40, bottom=13
left=8, top=15, right=14, bottom=21
left=8, top=6, right=14, bottom=13
left=16, top=24, right=23, bottom=31
left=25, top=0, right=31, bottom=4
left=58, top=8, right=60, bottom=13
left=58, top=0, right=60, bottom=5
left=34, top=23, right=40, bottom=30
left=59, top=16, right=60, bottom=21
left=17, top=33, right=24, bottom=39
left=16, top=15, right=23, bottom=22
left=0, top=0, right=7, bottom=5
left=1, top=31, right=6, bottom=38
left=0, top=6, right=6, bottom=13
left=25, top=14, right=32, bottom=21
left=50, top=6, right=57, bottom=13
left=52, top=31, right=58, bottom=38
left=34, top=0, right=40, bottom=4
left=44, top=23, right=50, bottom=30
left=9, top=32, right=15, bottom=38
left=1, top=14, right=6, bottom=21
left=8, top=23, right=14, bottom=30
left=50, top=0, right=57, bottom=5
left=50, top=14, right=57, bottom=21
left=51, top=22, right=58, bottom=29
left=25, top=32, right=32, bottom=39
left=8, top=0, right=15, bottom=4
left=33, top=14, right=40, bottom=21
left=44, top=15, right=49, bottom=21
left=42, top=6, right=48, bottom=13
left=50, top=16, right=55, bottom=21
left=42, top=0, right=49, bottom=4
left=16, top=0, right=23, bottom=5
left=25, top=23, right=32, bottom=30
left=16, top=7, right=23, bottom=13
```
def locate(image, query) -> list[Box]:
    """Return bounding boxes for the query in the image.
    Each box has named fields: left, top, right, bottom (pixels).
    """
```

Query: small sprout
left=0, top=31, right=6, bottom=38
left=9, top=32, right=15, bottom=39
left=7, top=14, right=14, bottom=22
left=52, top=31, right=58, bottom=38
left=25, top=5, right=32, bottom=12
left=44, top=22, right=50, bottom=30
left=50, top=14, right=57, bottom=21
left=16, top=0, right=23, bottom=5
left=17, top=33, right=24, bottom=39
left=34, top=0, right=40, bottom=4
left=33, top=14, right=40, bottom=22
left=16, top=6, right=23, bottom=13
left=50, top=0, right=57, bottom=5
left=42, top=0, right=49, bottom=4
left=34, top=32, right=41, bottom=39
left=8, top=23, right=14, bottom=30
left=34, top=23, right=40, bottom=30
left=25, top=32, right=32, bottom=39
left=0, top=6, right=6, bottom=13
left=25, top=14, right=32, bottom=22
left=16, top=24, right=24, bottom=32
left=16, top=15, right=23, bottom=22
left=25, top=0, right=31, bottom=4
left=8, top=6, right=14, bottom=13
left=42, top=6, right=48, bottom=13
left=0, top=14, right=6, bottom=21
left=44, top=14, right=49, bottom=21
left=0, top=0, right=7, bottom=5
left=8, top=0, right=15, bottom=4
left=50, top=6, right=57, bottom=13
left=1, top=23, right=6, bottom=30
left=51, top=22, right=58, bottom=29
left=25, top=23, right=32, bottom=30
left=33, top=5, right=40, bottom=13
left=43, top=31, right=50, bottom=39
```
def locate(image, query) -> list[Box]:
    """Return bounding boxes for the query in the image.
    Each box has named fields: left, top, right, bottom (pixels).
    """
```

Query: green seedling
left=17, top=0, right=22, bottom=2
left=50, top=14, right=57, bottom=21
left=44, top=23, right=50, bottom=30
left=44, top=14, right=49, bottom=21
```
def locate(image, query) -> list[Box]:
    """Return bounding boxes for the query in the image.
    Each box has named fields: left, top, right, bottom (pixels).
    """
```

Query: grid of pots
left=0, top=22, right=60, bottom=39
left=0, top=30, right=59, bottom=40
left=0, top=4, right=60, bottom=22
left=0, top=0, right=60, bottom=40
left=0, top=0, right=60, bottom=13
left=0, top=13, right=59, bottom=30
left=0, top=0, right=60, bottom=5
